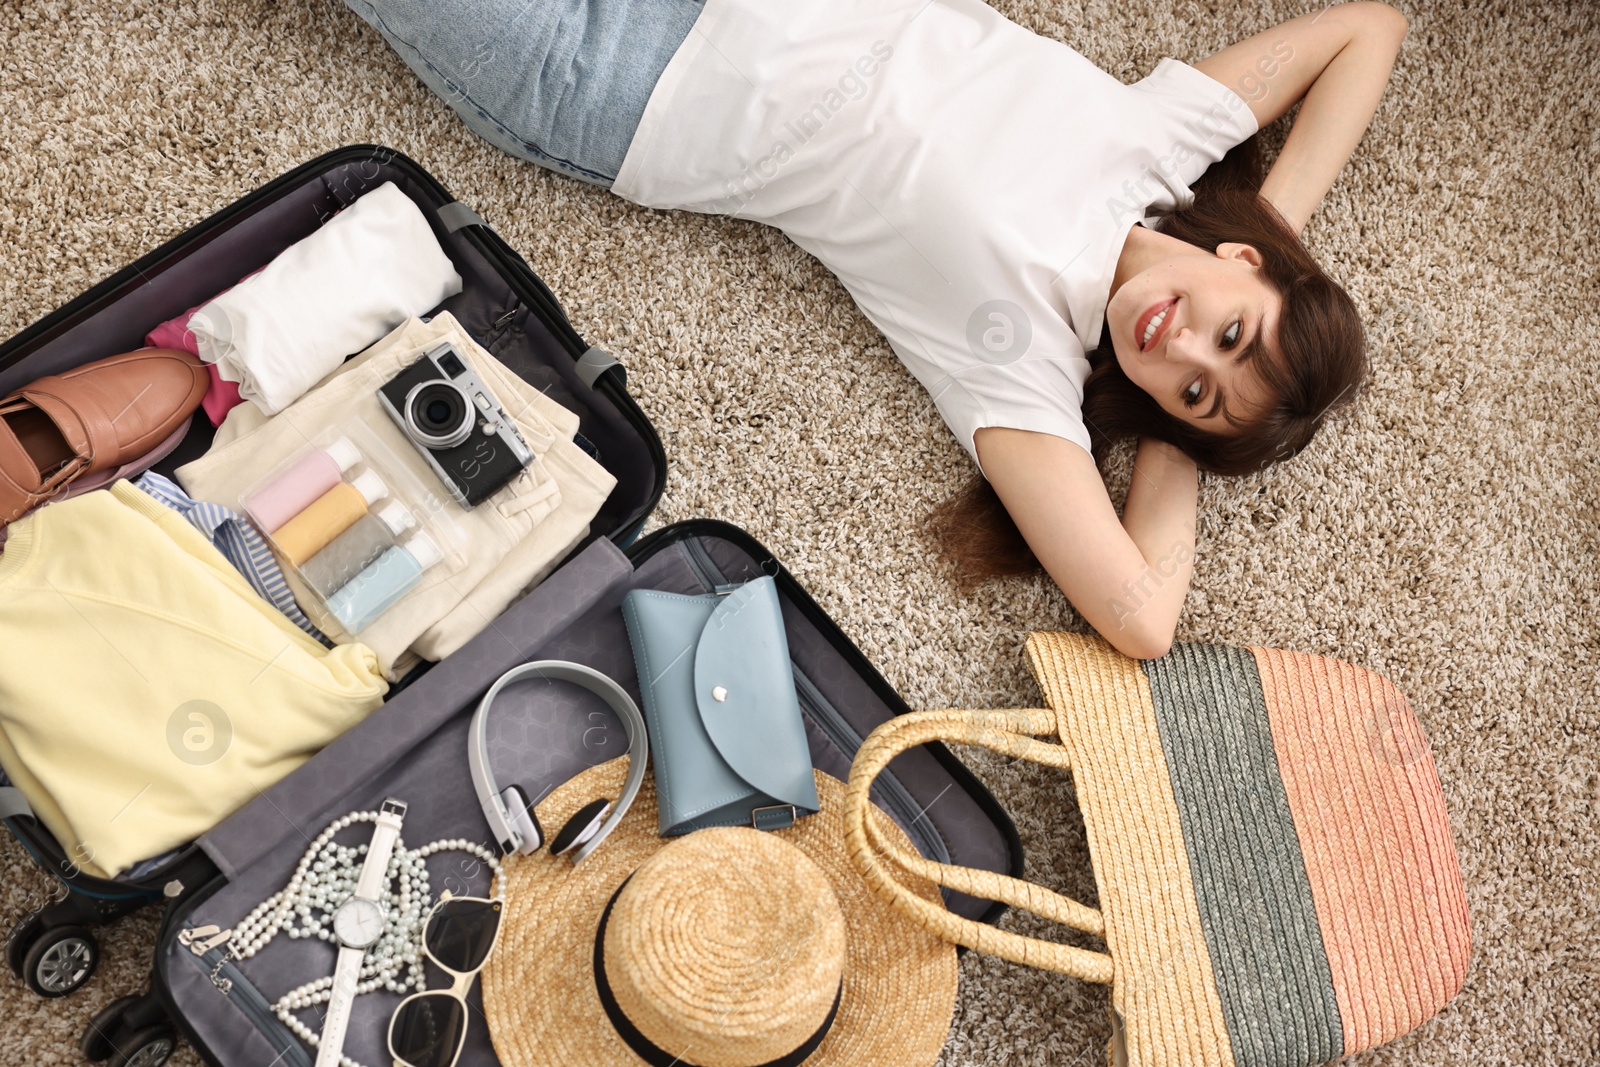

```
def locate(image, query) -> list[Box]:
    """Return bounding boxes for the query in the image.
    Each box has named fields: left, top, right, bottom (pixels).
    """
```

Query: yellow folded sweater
left=0, top=481, right=388, bottom=878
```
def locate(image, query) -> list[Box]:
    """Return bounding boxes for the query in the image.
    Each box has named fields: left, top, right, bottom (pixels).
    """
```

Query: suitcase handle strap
left=0, top=785, right=33, bottom=821
left=843, top=708, right=1115, bottom=983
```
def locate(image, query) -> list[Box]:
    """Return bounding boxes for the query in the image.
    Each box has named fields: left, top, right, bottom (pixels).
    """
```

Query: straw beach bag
left=843, top=632, right=1470, bottom=1067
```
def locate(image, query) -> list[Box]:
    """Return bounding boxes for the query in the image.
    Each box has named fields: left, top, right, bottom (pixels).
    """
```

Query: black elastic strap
left=592, top=883, right=841, bottom=1067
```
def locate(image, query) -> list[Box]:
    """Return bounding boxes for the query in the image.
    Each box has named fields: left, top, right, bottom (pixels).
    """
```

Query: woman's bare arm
left=975, top=427, right=1197, bottom=659
left=1192, top=1, right=1410, bottom=234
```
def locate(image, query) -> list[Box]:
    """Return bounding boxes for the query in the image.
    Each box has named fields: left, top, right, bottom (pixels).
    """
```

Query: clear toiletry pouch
left=239, top=423, right=468, bottom=633
left=622, top=577, right=822, bottom=836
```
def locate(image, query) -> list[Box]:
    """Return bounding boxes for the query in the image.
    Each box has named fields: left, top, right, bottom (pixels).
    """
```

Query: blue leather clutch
left=621, top=577, right=821, bottom=836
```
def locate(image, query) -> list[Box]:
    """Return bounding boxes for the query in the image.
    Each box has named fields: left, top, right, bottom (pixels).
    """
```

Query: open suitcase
left=0, top=142, right=667, bottom=992
left=0, top=146, right=1022, bottom=1067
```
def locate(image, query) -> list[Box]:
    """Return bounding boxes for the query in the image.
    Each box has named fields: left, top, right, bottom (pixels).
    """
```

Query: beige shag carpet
left=2, top=0, right=1597, bottom=1064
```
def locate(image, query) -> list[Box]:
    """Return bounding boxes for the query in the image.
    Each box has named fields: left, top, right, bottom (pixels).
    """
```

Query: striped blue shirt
left=134, top=472, right=330, bottom=645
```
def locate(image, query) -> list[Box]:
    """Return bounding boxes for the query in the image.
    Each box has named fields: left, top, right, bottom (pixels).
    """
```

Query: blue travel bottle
left=325, top=532, right=443, bottom=633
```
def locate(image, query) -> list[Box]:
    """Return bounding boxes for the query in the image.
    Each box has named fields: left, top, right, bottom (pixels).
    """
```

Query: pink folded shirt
left=145, top=268, right=264, bottom=426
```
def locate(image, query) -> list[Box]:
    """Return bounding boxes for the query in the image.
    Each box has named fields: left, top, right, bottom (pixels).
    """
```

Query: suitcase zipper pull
left=178, top=925, right=236, bottom=995
left=179, top=925, right=234, bottom=955
left=178, top=924, right=218, bottom=949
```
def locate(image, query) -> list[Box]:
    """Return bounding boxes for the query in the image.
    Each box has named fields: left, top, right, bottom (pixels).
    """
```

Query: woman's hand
left=975, top=427, right=1198, bottom=660
left=1193, top=2, right=1411, bottom=235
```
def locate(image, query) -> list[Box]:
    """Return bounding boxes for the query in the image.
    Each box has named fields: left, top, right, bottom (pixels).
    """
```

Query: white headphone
left=468, top=660, right=648, bottom=865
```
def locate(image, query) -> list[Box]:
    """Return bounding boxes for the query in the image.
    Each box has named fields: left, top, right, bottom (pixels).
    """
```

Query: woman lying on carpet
left=343, top=0, right=1409, bottom=659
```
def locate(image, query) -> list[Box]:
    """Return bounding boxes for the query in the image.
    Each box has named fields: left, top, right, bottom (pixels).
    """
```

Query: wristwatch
left=316, top=798, right=407, bottom=1067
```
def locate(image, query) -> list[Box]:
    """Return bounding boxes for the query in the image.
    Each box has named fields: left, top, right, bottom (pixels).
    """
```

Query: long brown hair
left=929, top=135, right=1368, bottom=581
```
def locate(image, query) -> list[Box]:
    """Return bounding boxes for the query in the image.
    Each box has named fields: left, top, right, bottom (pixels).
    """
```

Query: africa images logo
left=965, top=300, right=1032, bottom=365
left=166, top=699, right=233, bottom=766
left=1104, top=40, right=1293, bottom=227
left=722, top=40, right=894, bottom=210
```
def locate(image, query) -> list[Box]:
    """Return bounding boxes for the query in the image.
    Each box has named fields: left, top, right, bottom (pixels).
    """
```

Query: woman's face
left=1106, top=242, right=1282, bottom=434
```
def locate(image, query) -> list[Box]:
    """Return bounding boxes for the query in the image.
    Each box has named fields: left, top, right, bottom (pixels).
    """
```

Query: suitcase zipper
left=677, top=538, right=953, bottom=868
left=179, top=927, right=313, bottom=1067
left=789, top=669, right=953, bottom=870
left=678, top=534, right=727, bottom=594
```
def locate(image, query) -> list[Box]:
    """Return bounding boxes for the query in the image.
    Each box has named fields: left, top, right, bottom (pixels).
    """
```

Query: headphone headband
left=469, top=660, right=649, bottom=864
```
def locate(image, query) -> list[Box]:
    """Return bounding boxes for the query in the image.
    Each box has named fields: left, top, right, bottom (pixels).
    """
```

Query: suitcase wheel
left=106, top=1025, right=177, bottom=1067
left=81, top=994, right=142, bottom=1061
left=21, top=923, right=98, bottom=997
left=5, top=909, right=45, bottom=979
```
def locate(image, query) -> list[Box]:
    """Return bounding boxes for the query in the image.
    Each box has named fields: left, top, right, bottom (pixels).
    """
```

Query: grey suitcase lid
left=160, top=525, right=1020, bottom=1067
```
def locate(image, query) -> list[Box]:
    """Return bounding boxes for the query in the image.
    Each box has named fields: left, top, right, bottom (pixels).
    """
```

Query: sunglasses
left=387, top=892, right=504, bottom=1067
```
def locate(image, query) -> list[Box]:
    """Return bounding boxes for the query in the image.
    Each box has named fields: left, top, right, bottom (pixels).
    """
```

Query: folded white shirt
left=189, top=181, right=463, bottom=415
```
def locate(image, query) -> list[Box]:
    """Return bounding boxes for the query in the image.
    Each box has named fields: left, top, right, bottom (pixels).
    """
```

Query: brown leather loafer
left=0, top=347, right=208, bottom=526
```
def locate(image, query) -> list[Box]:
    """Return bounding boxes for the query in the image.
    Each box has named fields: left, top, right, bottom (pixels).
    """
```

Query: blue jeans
left=342, top=0, right=704, bottom=188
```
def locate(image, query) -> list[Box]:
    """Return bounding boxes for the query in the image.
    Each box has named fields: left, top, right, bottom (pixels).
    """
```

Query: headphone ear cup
left=550, top=797, right=612, bottom=857
left=501, top=785, right=545, bottom=855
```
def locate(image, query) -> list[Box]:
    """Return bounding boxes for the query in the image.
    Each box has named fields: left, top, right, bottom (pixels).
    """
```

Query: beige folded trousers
left=178, top=313, right=616, bottom=679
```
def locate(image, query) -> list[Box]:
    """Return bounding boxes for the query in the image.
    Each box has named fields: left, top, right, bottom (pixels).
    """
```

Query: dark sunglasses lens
left=426, top=898, right=501, bottom=974
left=391, top=993, right=467, bottom=1067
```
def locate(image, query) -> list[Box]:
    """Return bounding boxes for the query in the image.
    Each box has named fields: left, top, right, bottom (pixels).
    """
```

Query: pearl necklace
left=221, top=810, right=502, bottom=1067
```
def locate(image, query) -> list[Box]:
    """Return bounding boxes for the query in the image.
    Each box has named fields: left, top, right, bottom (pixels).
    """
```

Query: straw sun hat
left=483, top=758, right=957, bottom=1067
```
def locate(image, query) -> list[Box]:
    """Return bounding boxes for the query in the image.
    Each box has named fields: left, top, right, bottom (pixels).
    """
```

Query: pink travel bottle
left=243, top=437, right=362, bottom=532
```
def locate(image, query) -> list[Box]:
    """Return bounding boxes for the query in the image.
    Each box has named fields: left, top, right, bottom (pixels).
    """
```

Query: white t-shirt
left=612, top=0, right=1258, bottom=466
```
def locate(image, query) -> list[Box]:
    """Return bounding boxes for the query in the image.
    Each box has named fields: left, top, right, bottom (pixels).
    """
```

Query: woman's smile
left=1137, top=297, right=1179, bottom=352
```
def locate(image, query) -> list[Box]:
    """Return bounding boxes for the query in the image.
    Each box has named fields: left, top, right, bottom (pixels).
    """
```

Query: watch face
left=334, top=897, right=385, bottom=949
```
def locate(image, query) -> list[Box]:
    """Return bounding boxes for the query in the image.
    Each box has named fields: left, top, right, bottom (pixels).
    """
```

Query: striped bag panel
left=1028, top=633, right=1470, bottom=1067
left=1028, top=632, right=1237, bottom=1066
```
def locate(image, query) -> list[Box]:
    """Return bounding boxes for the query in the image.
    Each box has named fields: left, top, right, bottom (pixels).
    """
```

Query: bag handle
left=844, top=708, right=1115, bottom=983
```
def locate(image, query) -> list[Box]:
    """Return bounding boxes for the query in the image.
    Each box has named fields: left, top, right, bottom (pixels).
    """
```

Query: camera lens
left=403, top=380, right=474, bottom=449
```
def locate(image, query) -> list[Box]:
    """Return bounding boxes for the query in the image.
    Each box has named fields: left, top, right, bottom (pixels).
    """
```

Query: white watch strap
left=316, top=946, right=366, bottom=1067
left=316, top=799, right=407, bottom=1067
left=357, top=798, right=407, bottom=901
